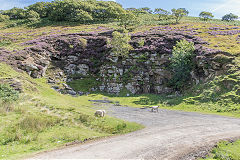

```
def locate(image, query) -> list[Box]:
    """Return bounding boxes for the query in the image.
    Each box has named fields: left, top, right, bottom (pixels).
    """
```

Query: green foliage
left=27, top=2, right=50, bottom=18
left=154, top=8, right=171, bottom=21
left=205, top=141, right=240, bottom=160
left=26, top=10, right=40, bottom=22
left=75, top=113, right=128, bottom=134
left=18, top=114, right=61, bottom=132
left=1, top=0, right=125, bottom=23
left=118, top=11, right=140, bottom=30
left=137, top=38, right=145, bottom=47
left=68, top=9, right=93, bottom=22
left=0, top=84, right=19, bottom=103
left=109, top=30, right=132, bottom=57
left=184, top=71, right=240, bottom=110
left=67, top=77, right=101, bottom=92
left=199, top=11, right=214, bottom=21
left=0, top=39, right=12, bottom=47
left=171, top=8, right=188, bottom=23
left=169, top=39, right=195, bottom=90
left=2, top=7, right=26, bottom=19
left=93, top=1, right=125, bottom=22
left=47, top=0, right=125, bottom=23
left=0, top=63, right=143, bottom=159
left=0, top=14, right=10, bottom=22
left=139, top=7, right=152, bottom=14
left=222, top=13, right=238, bottom=21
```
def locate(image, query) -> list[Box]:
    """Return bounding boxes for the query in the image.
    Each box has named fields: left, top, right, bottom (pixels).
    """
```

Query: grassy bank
left=0, top=63, right=143, bottom=159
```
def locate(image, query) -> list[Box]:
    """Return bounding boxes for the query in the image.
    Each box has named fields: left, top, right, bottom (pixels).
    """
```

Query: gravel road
left=30, top=105, right=240, bottom=160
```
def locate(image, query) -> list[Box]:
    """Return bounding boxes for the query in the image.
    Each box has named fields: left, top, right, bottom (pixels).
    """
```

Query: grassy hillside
left=0, top=63, right=142, bottom=159
left=0, top=15, right=240, bottom=159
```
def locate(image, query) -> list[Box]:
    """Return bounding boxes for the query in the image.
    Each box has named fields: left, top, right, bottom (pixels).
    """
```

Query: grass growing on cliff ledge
left=0, top=63, right=143, bottom=160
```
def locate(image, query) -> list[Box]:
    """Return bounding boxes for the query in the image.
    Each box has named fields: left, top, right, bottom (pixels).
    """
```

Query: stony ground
left=29, top=103, right=240, bottom=160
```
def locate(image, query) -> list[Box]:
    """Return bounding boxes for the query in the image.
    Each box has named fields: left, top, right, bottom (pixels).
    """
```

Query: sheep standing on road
left=151, top=106, right=160, bottom=112
left=95, top=110, right=106, bottom=117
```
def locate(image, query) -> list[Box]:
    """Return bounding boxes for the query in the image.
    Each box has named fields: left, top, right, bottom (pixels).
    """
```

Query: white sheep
left=151, top=106, right=159, bottom=112
left=95, top=110, right=106, bottom=117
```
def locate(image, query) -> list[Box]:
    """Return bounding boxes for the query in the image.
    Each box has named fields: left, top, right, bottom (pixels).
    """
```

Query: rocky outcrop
left=0, top=31, right=234, bottom=95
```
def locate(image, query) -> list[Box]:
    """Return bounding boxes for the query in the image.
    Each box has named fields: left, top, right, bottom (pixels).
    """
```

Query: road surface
left=30, top=106, right=240, bottom=160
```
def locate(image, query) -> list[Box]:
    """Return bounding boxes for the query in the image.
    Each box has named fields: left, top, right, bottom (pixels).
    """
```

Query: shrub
left=154, top=8, right=171, bottom=21
left=118, top=11, right=140, bottom=30
left=169, top=39, right=195, bottom=90
left=25, top=10, right=40, bottom=22
left=109, top=30, right=132, bottom=57
left=137, top=38, right=145, bottom=47
left=27, top=2, right=50, bottom=18
left=0, top=14, right=10, bottom=22
left=67, top=9, right=93, bottom=23
left=0, top=84, right=19, bottom=103
left=2, top=7, right=26, bottom=19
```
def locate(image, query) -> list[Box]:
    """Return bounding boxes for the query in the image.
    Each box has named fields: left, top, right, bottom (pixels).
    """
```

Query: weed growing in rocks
left=108, top=30, right=132, bottom=58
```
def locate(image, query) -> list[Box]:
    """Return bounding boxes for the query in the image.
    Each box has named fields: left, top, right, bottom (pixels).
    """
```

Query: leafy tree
left=179, top=8, right=189, bottom=15
left=222, top=13, right=238, bottom=21
left=92, top=1, right=125, bottom=22
left=154, top=8, right=170, bottom=21
left=67, top=9, right=93, bottom=22
left=126, top=8, right=137, bottom=12
left=109, top=30, right=132, bottom=57
left=27, top=2, right=50, bottom=18
left=26, top=10, right=41, bottom=22
left=139, top=7, right=152, bottom=14
left=169, top=39, right=195, bottom=90
left=199, top=11, right=214, bottom=21
left=118, top=11, right=139, bottom=30
left=0, top=14, right=10, bottom=22
left=171, top=8, right=188, bottom=23
left=3, top=7, right=26, bottom=19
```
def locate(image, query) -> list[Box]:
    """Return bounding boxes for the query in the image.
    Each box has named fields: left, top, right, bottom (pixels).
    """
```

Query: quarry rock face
left=1, top=31, right=234, bottom=94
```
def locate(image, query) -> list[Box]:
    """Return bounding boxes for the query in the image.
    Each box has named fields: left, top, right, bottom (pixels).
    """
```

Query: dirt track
left=30, top=106, right=240, bottom=160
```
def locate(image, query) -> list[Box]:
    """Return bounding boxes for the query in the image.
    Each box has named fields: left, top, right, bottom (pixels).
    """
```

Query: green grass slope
left=0, top=63, right=143, bottom=159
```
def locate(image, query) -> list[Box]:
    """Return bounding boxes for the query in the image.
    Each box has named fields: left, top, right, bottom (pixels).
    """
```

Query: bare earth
left=30, top=106, right=240, bottom=160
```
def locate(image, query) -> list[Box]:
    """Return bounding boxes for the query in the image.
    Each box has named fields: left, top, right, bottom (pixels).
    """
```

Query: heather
left=0, top=1, right=240, bottom=159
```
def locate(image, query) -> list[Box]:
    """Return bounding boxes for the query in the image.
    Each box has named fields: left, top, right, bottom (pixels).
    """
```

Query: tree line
left=0, top=0, right=239, bottom=26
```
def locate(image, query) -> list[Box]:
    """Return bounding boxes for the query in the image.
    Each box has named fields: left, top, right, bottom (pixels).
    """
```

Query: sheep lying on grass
left=95, top=110, right=106, bottom=117
left=150, top=106, right=159, bottom=112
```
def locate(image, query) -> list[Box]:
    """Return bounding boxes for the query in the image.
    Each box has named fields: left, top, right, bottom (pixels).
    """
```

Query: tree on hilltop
left=171, top=8, right=189, bottom=23
left=199, top=11, right=214, bottom=21
left=222, top=13, right=238, bottom=21
left=154, top=8, right=171, bottom=21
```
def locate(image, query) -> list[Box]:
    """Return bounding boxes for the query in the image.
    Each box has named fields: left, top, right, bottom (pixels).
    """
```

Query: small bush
left=0, top=84, right=19, bottom=103
left=137, top=38, right=145, bottom=47
left=169, top=39, right=195, bottom=90
left=0, top=39, right=12, bottom=47
left=109, top=30, right=132, bottom=57
left=0, top=14, right=10, bottom=22
left=26, top=10, right=40, bottom=22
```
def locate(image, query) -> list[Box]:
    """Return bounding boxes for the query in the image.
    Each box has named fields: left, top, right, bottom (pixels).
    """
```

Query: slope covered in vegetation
left=0, top=0, right=240, bottom=159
